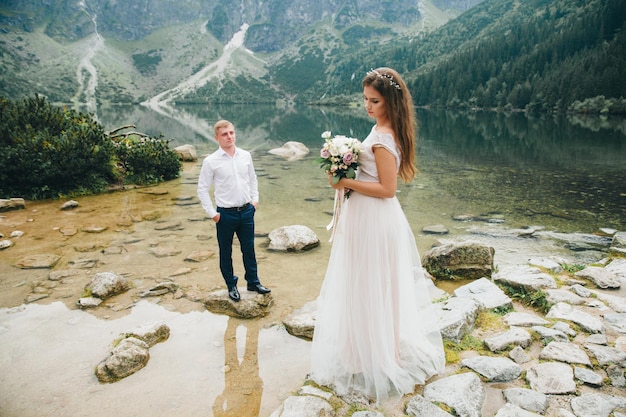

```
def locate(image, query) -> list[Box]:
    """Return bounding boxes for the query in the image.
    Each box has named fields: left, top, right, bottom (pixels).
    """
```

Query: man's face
left=215, top=124, right=236, bottom=151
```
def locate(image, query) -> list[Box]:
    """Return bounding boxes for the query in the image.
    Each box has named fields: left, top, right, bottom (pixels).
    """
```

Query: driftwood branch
left=106, top=124, right=136, bottom=136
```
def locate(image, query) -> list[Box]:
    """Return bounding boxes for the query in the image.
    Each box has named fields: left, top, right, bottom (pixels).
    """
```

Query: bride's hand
left=328, top=175, right=341, bottom=189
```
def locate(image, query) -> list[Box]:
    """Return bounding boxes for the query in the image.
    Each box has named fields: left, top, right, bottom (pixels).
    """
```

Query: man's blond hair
left=214, top=119, right=233, bottom=136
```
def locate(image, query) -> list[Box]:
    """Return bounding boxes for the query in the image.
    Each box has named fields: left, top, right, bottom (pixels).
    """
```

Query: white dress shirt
left=197, top=147, right=259, bottom=219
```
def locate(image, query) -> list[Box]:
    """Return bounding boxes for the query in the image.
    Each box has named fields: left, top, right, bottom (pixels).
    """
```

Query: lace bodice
left=356, top=126, right=400, bottom=182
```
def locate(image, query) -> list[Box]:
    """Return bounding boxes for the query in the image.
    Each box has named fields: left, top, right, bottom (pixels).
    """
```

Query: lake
left=96, top=102, right=626, bottom=236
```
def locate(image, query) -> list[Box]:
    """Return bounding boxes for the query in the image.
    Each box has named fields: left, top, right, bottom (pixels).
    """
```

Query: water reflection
left=0, top=300, right=310, bottom=417
left=213, top=318, right=262, bottom=417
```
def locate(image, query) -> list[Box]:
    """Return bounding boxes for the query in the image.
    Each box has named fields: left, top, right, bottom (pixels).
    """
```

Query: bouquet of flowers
left=315, top=130, right=363, bottom=194
left=315, top=131, right=363, bottom=240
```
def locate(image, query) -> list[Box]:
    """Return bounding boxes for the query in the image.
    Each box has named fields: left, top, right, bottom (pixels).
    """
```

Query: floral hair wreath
left=368, top=69, right=402, bottom=90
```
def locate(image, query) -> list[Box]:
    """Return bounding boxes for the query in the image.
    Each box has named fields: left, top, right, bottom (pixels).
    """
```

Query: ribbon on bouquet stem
left=326, top=188, right=345, bottom=242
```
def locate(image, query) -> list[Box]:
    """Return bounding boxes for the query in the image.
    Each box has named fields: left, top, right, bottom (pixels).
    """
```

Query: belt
left=219, top=202, right=251, bottom=212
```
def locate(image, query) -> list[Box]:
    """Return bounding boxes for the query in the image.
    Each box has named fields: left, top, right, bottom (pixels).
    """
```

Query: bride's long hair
left=362, top=67, right=417, bottom=183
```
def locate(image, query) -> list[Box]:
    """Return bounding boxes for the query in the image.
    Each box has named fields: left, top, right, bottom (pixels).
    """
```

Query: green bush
left=111, top=134, right=181, bottom=184
left=0, top=95, right=116, bottom=199
left=0, top=95, right=182, bottom=200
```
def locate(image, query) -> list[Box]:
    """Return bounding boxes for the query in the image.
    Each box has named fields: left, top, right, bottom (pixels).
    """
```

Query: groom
left=197, top=120, right=271, bottom=302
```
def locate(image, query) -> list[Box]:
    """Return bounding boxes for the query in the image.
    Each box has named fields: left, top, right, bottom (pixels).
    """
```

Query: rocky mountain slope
left=0, top=0, right=476, bottom=107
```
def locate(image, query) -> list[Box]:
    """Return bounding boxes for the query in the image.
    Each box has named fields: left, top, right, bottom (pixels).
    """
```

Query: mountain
left=0, top=0, right=471, bottom=107
left=322, top=0, right=626, bottom=112
left=2, top=0, right=622, bottom=113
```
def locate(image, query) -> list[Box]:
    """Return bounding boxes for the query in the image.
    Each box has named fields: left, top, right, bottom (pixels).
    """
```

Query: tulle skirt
left=310, top=192, right=445, bottom=402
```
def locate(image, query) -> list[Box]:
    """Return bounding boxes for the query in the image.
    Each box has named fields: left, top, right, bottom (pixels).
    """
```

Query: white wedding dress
left=310, top=126, right=445, bottom=402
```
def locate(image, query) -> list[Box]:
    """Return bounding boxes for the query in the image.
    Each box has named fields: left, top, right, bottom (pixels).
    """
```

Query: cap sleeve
left=371, top=131, right=400, bottom=169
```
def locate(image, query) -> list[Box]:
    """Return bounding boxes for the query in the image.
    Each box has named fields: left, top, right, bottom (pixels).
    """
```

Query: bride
left=309, top=67, right=445, bottom=402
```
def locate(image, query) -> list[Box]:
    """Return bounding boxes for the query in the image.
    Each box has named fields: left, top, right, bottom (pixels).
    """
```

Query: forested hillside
left=326, top=0, right=626, bottom=113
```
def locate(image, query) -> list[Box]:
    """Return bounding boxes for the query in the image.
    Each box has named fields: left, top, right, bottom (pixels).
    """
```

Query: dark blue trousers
left=216, top=204, right=259, bottom=289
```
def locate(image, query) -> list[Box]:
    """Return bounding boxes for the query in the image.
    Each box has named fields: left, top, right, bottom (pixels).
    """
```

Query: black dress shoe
left=228, top=286, right=240, bottom=302
left=247, top=283, right=271, bottom=294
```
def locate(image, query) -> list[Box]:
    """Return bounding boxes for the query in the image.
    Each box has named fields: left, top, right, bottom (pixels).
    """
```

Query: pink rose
left=320, top=148, right=330, bottom=158
left=342, top=151, right=354, bottom=164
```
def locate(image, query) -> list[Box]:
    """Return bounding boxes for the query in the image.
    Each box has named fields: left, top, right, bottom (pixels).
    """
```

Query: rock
left=268, top=141, right=310, bottom=161
left=204, top=289, right=273, bottom=318
left=77, top=297, right=103, bottom=308
left=184, top=250, right=215, bottom=262
left=283, top=300, right=316, bottom=340
left=526, top=362, right=576, bottom=394
left=81, top=225, right=108, bottom=233
left=406, top=394, right=455, bottom=416
left=423, top=372, right=485, bottom=417
left=574, top=367, right=604, bottom=386
left=484, top=327, right=532, bottom=352
left=539, top=341, right=591, bottom=365
left=590, top=290, right=626, bottom=313
left=531, top=326, right=570, bottom=343
left=422, top=224, right=449, bottom=235
left=0, top=239, right=13, bottom=250
left=528, top=257, right=563, bottom=273
left=174, top=144, right=197, bottom=161
left=58, top=226, right=78, bottom=236
left=139, top=282, right=178, bottom=297
left=14, top=254, right=61, bottom=269
left=269, top=394, right=332, bottom=417
left=502, top=388, right=548, bottom=413
left=494, top=403, right=542, bottom=417
left=453, top=277, right=512, bottom=310
left=509, top=346, right=531, bottom=364
left=123, top=322, right=170, bottom=347
left=603, top=313, right=626, bottom=334
left=461, top=356, right=522, bottom=382
left=610, top=231, right=626, bottom=256
left=493, top=266, right=557, bottom=292
left=0, top=198, right=25, bottom=212
left=95, top=337, right=150, bottom=383
left=422, top=240, right=495, bottom=280
left=267, top=225, right=320, bottom=252
left=85, top=271, right=130, bottom=300
left=544, top=288, right=585, bottom=305
left=605, top=258, right=626, bottom=281
left=546, top=302, right=605, bottom=334
left=570, top=393, right=626, bottom=417
left=433, top=297, right=481, bottom=342
left=574, top=266, right=621, bottom=289
left=60, top=200, right=79, bottom=210
left=606, top=364, right=626, bottom=387
left=584, top=343, right=626, bottom=366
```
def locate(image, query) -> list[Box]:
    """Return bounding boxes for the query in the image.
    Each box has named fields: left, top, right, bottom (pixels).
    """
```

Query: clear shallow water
left=97, top=103, right=626, bottom=235
left=0, top=301, right=310, bottom=417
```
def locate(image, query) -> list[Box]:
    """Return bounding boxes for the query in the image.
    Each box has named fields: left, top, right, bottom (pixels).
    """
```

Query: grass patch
left=498, top=282, right=551, bottom=314
left=444, top=335, right=487, bottom=364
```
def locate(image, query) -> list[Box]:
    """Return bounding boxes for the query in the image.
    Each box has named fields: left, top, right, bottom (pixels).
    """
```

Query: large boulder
left=268, top=141, right=310, bottom=161
left=174, top=144, right=197, bottom=161
left=267, top=225, right=320, bottom=252
left=95, top=337, right=150, bottom=383
left=422, top=240, right=495, bottom=280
